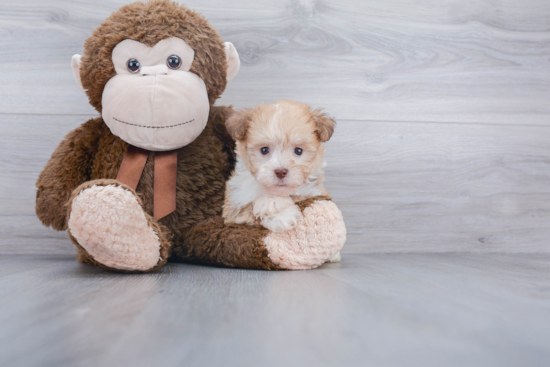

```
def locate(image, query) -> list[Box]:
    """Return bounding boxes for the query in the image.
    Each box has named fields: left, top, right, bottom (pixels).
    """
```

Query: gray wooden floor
left=2, top=253, right=550, bottom=367
left=2, top=0, right=550, bottom=366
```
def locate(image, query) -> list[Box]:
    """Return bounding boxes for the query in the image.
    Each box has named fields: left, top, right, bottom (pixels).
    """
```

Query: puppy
left=222, top=100, right=336, bottom=234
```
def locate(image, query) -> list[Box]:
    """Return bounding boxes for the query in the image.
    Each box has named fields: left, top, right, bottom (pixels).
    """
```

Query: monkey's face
left=72, top=1, right=240, bottom=151
left=99, top=38, right=209, bottom=151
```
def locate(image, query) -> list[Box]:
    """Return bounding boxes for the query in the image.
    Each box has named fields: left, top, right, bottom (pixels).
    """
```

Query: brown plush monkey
left=36, top=0, right=346, bottom=272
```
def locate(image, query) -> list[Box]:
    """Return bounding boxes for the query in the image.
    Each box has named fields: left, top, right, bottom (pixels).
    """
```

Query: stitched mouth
left=113, top=117, right=194, bottom=129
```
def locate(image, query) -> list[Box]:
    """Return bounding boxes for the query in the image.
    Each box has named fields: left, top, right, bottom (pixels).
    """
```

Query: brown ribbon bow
left=116, top=145, right=178, bottom=220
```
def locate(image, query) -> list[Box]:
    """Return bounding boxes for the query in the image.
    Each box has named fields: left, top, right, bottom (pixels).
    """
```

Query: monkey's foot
left=263, top=200, right=346, bottom=270
left=67, top=180, right=167, bottom=272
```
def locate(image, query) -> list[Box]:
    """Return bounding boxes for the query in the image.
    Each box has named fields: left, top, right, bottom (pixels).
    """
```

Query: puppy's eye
left=127, top=58, right=141, bottom=73
left=167, top=55, right=182, bottom=70
left=294, top=148, right=303, bottom=156
left=260, top=147, right=270, bottom=155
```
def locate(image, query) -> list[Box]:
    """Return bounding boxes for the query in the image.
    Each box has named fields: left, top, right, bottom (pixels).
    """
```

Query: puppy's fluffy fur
left=222, top=100, right=336, bottom=233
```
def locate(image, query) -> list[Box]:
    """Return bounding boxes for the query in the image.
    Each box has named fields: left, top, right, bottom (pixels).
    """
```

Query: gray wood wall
left=1, top=0, right=550, bottom=255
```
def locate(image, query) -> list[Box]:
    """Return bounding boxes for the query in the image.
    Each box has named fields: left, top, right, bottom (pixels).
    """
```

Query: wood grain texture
left=1, top=253, right=550, bottom=367
left=3, top=113, right=550, bottom=254
left=0, top=216, right=75, bottom=255
left=326, top=119, right=550, bottom=253
left=0, top=0, right=549, bottom=123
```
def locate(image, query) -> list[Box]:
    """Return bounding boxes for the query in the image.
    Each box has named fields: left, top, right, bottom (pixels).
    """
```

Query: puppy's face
left=226, top=100, right=336, bottom=196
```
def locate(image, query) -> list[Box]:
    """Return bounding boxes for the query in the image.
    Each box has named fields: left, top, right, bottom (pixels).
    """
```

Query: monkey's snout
left=140, top=64, right=169, bottom=76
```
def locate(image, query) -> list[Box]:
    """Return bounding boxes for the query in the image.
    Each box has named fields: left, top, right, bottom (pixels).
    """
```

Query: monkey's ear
left=71, top=54, right=87, bottom=93
left=224, top=42, right=240, bottom=82
left=225, top=109, right=250, bottom=141
left=311, top=109, right=336, bottom=142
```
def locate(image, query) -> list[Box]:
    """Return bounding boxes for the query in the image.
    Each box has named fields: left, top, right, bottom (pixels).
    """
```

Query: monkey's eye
left=260, top=147, right=270, bottom=155
left=127, top=58, right=141, bottom=73
left=294, top=148, right=303, bottom=156
left=167, top=55, right=182, bottom=70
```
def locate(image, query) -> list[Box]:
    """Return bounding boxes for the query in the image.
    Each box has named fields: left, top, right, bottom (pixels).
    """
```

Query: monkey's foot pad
left=264, top=200, right=347, bottom=270
left=68, top=184, right=161, bottom=271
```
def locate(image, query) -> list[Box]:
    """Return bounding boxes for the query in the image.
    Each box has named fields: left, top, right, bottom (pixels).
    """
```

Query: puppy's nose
left=274, top=169, right=288, bottom=179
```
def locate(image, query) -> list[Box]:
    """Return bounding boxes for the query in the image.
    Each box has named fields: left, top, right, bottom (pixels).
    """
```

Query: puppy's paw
left=261, top=204, right=303, bottom=232
left=253, top=195, right=295, bottom=218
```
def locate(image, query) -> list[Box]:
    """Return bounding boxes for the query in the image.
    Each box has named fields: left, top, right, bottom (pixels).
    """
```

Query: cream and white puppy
left=222, top=100, right=336, bottom=233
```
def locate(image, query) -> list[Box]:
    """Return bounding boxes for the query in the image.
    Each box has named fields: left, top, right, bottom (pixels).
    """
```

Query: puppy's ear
left=225, top=109, right=251, bottom=141
left=311, top=109, right=336, bottom=142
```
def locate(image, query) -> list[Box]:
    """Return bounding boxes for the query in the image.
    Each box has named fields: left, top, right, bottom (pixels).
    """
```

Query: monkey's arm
left=175, top=217, right=282, bottom=270
left=36, top=117, right=105, bottom=231
left=174, top=196, right=345, bottom=270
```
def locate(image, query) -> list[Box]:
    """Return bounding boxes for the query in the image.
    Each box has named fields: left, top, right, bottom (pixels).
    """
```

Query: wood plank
left=1, top=253, right=549, bottom=366
left=325, top=119, right=550, bottom=253
left=0, top=114, right=94, bottom=217
left=0, top=0, right=549, bottom=123
left=2, top=114, right=550, bottom=254
left=0, top=216, right=75, bottom=255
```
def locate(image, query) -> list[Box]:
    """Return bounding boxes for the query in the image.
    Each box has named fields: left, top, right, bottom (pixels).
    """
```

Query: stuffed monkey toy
left=35, top=0, right=346, bottom=272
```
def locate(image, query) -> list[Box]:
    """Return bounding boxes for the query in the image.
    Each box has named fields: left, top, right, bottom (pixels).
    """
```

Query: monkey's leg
left=66, top=179, right=172, bottom=272
left=176, top=197, right=346, bottom=270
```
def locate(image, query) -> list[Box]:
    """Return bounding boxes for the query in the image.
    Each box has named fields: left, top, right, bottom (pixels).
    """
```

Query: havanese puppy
left=222, top=100, right=336, bottom=233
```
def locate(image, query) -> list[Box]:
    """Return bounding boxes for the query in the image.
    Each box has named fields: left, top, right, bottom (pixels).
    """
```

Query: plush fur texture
left=80, top=0, right=228, bottom=111
left=68, top=183, right=162, bottom=271
left=36, top=117, right=106, bottom=231
left=37, top=106, right=243, bottom=271
left=264, top=200, right=346, bottom=270
left=175, top=195, right=336, bottom=270
left=101, top=37, right=212, bottom=151
left=35, top=0, right=346, bottom=272
left=174, top=217, right=281, bottom=270
left=66, top=179, right=172, bottom=273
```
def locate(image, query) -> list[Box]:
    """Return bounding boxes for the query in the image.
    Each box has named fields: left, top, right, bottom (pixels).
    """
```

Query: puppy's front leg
left=253, top=196, right=303, bottom=232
